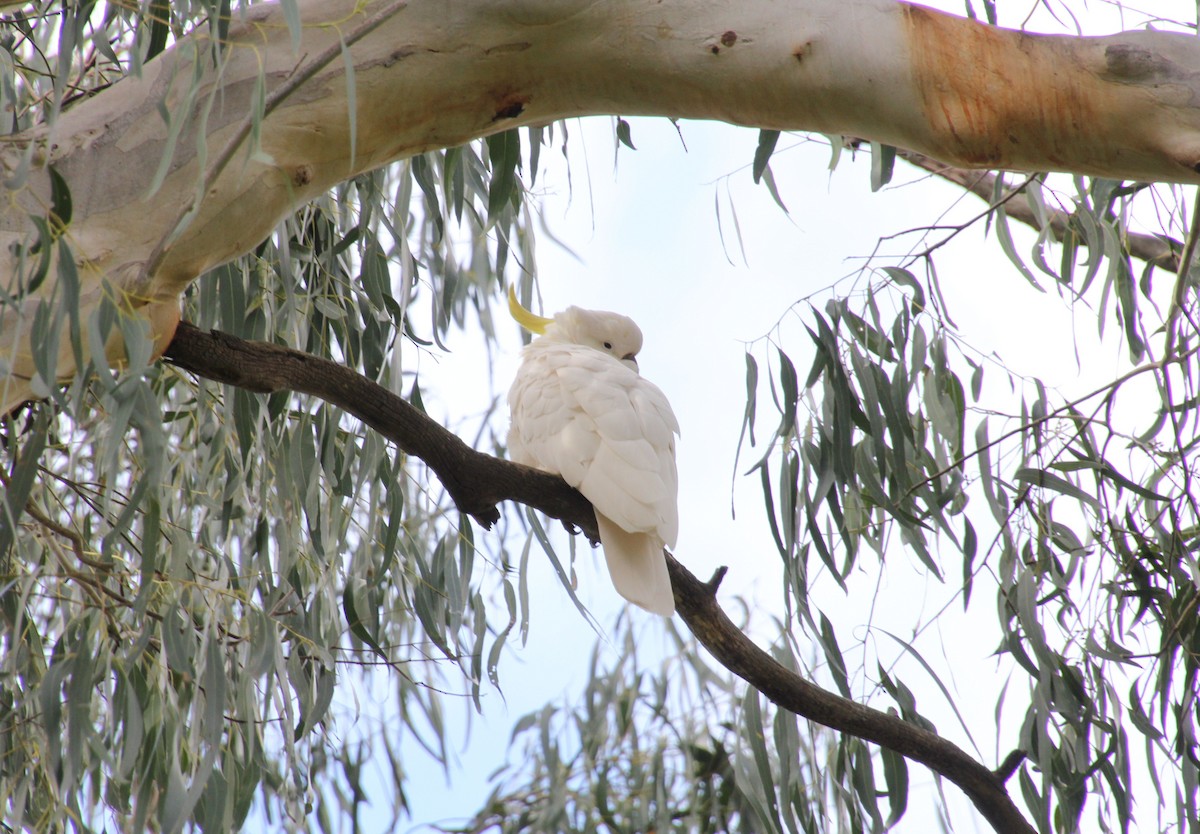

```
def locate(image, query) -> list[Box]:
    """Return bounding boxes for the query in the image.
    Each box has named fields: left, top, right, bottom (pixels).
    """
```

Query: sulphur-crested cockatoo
left=507, top=286, right=679, bottom=616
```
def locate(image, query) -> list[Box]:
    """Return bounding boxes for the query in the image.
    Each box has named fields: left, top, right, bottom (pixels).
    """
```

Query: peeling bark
left=6, top=0, right=1200, bottom=410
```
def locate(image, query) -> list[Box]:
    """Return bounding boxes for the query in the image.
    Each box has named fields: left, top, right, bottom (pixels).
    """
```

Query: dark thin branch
left=163, top=321, right=1035, bottom=834
left=995, top=749, right=1027, bottom=783
left=666, top=557, right=1034, bottom=834
left=163, top=322, right=595, bottom=535
left=897, top=148, right=1181, bottom=272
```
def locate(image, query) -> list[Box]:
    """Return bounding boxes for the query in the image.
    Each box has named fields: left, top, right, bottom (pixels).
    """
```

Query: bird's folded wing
left=556, top=348, right=680, bottom=545
left=509, top=344, right=680, bottom=545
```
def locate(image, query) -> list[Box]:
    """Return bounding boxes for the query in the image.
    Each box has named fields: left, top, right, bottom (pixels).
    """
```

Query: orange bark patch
left=492, top=92, right=528, bottom=122
left=148, top=301, right=182, bottom=361
left=292, top=164, right=313, bottom=187
left=902, top=4, right=1101, bottom=170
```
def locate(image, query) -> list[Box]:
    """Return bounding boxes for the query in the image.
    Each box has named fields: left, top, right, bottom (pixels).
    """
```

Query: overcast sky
left=390, top=118, right=1089, bottom=830
left=336, top=1, right=1197, bottom=830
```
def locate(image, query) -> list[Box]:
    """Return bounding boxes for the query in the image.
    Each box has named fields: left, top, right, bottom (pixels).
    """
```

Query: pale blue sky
left=335, top=1, right=1195, bottom=829
left=390, top=115, right=1094, bottom=831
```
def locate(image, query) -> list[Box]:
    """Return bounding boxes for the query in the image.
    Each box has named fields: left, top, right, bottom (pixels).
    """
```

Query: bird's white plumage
left=508, top=303, right=679, bottom=616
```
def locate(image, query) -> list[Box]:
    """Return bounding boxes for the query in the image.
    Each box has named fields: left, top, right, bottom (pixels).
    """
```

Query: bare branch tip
left=473, top=508, right=501, bottom=529
left=704, top=566, right=729, bottom=594
left=994, top=749, right=1026, bottom=782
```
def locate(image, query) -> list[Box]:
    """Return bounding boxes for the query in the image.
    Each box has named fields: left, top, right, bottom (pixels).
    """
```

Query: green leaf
left=408, top=378, right=426, bottom=413
left=1099, top=463, right=1169, bottom=501
left=996, top=203, right=1045, bottom=291
left=878, top=632, right=974, bottom=741
left=486, top=580, right=518, bottom=688
left=1113, top=255, right=1145, bottom=361
left=760, top=466, right=788, bottom=559
left=752, top=129, right=780, bottom=184
left=962, top=517, right=977, bottom=607
left=145, top=0, right=170, bottom=61
left=280, top=0, right=302, bottom=51
left=880, top=742, right=909, bottom=827
left=162, top=742, right=220, bottom=834
left=342, top=582, right=387, bottom=662
left=1073, top=205, right=1104, bottom=294
left=776, top=348, right=798, bottom=437
left=869, top=142, right=895, bottom=191
left=48, top=165, right=72, bottom=231
left=411, top=155, right=444, bottom=243
left=760, top=165, right=790, bottom=213
left=1024, top=175, right=1049, bottom=230
left=733, top=352, right=760, bottom=498
left=616, top=118, right=636, bottom=150
left=161, top=603, right=196, bottom=678
left=470, top=591, right=487, bottom=710
left=741, top=688, right=783, bottom=833
left=202, top=632, right=228, bottom=747
left=0, top=410, right=49, bottom=561
left=525, top=509, right=597, bottom=628
left=116, top=668, right=145, bottom=780
left=882, top=266, right=925, bottom=313
left=976, top=421, right=1008, bottom=524
left=843, top=308, right=895, bottom=361
left=1015, top=467, right=1101, bottom=509
left=487, top=129, right=522, bottom=222
left=817, top=613, right=851, bottom=698
left=22, top=215, right=54, bottom=294
left=65, top=618, right=96, bottom=794
left=527, top=124, right=544, bottom=182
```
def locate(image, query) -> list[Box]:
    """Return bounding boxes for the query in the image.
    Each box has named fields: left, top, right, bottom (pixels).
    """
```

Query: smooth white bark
left=4, top=0, right=1200, bottom=410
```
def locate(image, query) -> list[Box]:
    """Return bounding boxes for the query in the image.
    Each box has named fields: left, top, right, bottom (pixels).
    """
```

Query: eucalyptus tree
left=1, top=2, right=1198, bottom=833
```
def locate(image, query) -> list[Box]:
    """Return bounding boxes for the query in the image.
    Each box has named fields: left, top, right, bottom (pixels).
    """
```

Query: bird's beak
left=507, top=284, right=554, bottom=335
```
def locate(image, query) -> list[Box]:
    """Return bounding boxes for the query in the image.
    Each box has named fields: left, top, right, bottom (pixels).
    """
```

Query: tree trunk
left=5, top=0, right=1200, bottom=411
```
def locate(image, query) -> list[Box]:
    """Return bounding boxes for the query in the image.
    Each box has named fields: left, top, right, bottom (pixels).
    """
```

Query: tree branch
left=897, top=148, right=1181, bottom=272
left=12, top=0, right=1200, bottom=412
left=162, top=321, right=1035, bottom=834
left=668, top=556, right=1034, bottom=834
left=162, top=322, right=595, bottom=536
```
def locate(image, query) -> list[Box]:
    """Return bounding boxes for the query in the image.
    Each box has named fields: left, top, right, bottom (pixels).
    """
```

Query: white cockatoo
left=506, top=285, right=679, bottom=616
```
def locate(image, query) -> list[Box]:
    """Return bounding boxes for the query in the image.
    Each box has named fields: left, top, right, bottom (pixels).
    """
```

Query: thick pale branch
left=8, top=0, right=1200, bottom=410
left=162, top=321, right=1034, bottom=834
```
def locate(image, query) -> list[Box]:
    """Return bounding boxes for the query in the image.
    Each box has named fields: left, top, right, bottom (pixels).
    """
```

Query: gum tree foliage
left=1, top=2, right=1198, bottom=833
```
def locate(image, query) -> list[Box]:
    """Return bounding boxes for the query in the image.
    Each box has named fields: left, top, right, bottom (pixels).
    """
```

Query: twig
left=21, top=498, right=109, bottom=570
left=897, top=149, right=1180, bottom=272
left=1155, top=187, right=1200, bottom=524
left=906, top=344, right=1199, bottom=501
left=1163, top=188, right=1200, bottom=350
left=162, top=323, right=595, bottom=535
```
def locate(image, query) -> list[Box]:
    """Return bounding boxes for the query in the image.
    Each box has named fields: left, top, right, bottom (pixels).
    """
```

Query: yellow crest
left=507, top=284, right=553, bottom=335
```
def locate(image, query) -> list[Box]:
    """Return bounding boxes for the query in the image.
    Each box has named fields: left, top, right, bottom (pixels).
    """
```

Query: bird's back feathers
left=508, top=332, right=679, bottom=616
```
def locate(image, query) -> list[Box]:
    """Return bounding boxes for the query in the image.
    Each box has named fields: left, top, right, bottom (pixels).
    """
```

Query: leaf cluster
left=740, top=147, right=1200, bottom=832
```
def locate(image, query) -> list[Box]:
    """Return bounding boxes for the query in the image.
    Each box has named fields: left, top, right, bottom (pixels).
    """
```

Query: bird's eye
left=603, top=341, right=613, bottom=350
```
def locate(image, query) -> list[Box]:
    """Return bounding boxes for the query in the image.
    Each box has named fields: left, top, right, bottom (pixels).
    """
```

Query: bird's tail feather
left=596, top=514, right=675, bottom=616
